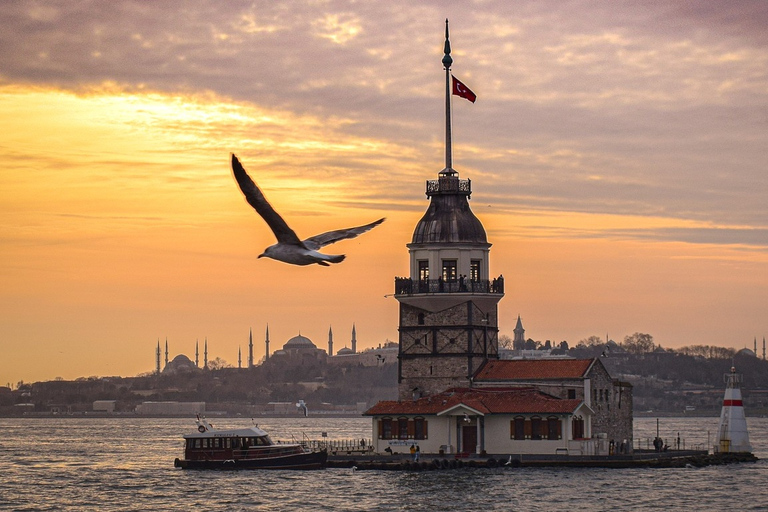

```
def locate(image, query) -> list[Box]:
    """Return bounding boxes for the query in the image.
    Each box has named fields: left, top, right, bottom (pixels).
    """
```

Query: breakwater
left=327, top=450, right=758, bottom=470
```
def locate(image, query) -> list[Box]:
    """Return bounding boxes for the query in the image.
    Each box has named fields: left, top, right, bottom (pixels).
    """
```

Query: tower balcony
left=426, top=176, right=471, bottom=196
left=394, top=275, right=504, bottom=296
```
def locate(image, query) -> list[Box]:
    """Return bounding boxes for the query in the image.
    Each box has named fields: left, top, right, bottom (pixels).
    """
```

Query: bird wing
left=302, top=218, right=385, bottom=250
left=231, top=154, right=302, bottom=245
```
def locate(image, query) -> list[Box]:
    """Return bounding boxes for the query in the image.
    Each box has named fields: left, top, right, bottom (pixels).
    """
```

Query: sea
left=1, top=416, right=766, bottom=511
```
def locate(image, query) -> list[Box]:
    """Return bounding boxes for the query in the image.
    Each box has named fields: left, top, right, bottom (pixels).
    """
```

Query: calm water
left=1, top=416, right=767, bottom=511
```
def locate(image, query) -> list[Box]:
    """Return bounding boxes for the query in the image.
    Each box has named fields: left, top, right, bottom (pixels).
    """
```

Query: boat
left=174, top=417, right=327, bottom=470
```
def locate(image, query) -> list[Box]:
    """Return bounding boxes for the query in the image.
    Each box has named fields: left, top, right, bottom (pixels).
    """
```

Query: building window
left=418, top=260, right=429, bottom=281
left=567, top=389, right=576, bottom=399
left=530, top=416, right=542, bottom=440
left=547, top=417, right=561, bottom=440
left=418, top=313, right=425, bottom=325
left=442, top=260, right=457, bottom=282
left=414, top=417, right=428, bottom=440
left=470, top=260, right=481, bottom=281
left=380, top=418, right=393, bottom=440
left=398, top=417, right=409, bottom=439
left=512, top=417, right=525, bottom=440
left=572, top=416, right=585, bottom=439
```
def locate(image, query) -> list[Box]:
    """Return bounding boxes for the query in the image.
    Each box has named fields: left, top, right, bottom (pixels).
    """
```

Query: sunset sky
left=1, top=1, right=767, bottom=385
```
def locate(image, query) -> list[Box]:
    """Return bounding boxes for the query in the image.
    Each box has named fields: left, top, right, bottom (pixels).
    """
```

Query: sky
left=1, top=0, right=767, bottom=385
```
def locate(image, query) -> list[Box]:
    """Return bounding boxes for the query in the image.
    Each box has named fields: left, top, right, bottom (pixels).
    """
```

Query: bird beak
left=258, top=253, right=265, bottom=258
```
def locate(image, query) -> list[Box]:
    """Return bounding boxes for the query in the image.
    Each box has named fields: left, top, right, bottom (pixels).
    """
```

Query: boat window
left=225, top=438, right=231, bottom=449
left=213, top=438, right=220, bottom=448
left=194, top=439, right=201, bottom=449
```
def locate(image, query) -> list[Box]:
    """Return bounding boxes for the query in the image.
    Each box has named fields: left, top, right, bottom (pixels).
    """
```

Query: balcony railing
left=394, top=276, right=504, bottom=295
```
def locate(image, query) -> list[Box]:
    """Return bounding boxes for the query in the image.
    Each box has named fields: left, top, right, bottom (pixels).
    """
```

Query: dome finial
left=442, top=19, right=453, bottom=70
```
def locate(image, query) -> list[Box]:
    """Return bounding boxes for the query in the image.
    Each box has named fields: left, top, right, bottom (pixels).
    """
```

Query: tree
left=623, top=332, right=655, bottom=354
left=577, top=335, right=603, bottom=348
left=207, top=357, right=231, bottom=370
left=498, top=334, right=513, bottom=350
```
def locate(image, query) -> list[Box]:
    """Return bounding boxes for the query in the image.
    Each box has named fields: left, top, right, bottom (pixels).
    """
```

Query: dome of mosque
left=336, top=347, right=354, bottom=355
left=163, top=354, right=197, bottom=373
left=283, top=334, right=316, bottom=350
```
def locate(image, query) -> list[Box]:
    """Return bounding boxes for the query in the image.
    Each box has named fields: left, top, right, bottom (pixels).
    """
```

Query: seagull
left=231, top=154, right=385, bottom=266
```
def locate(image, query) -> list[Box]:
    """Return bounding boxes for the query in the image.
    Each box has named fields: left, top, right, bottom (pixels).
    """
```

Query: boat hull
left=174, top=449, right=327, bottom=470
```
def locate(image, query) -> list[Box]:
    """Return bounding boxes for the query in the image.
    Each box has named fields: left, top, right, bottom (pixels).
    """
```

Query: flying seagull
left=231, top=154, right=385, bottom=266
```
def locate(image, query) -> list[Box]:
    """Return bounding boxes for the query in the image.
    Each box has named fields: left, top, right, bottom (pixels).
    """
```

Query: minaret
left=195, top=339, right=199, bottom=367
left=248, top=328, right=254, bottom=368
left=351, top=323, right=357, bottom=354
left=513, top=315, right=525, bottom=348
left=164, top=338, right=169, bottom=367
left=763, top=337, right=766, bottom=360
left=754, top=337, right=757, bottom=355
left=238, top=346, right=242, bottom=369
left=715, top=366, right=752, bottom=453
left=204, top=338, right=208, bottom=369
left=155, top=339, right=161, bottom=375
left=393, top=20, right=504, bottom=400
left=265, top=324, right=270, bottom=361
left=328, top=326, right=334, bottom=356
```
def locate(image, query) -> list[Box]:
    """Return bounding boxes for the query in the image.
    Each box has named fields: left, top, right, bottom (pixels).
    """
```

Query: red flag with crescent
left=452, top=75, right=476, bottom=103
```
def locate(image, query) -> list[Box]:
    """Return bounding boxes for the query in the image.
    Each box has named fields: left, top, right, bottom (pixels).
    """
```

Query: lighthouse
left=714, top=366, right=752, bottom=453
left=393, top=20, right=504, bottom=400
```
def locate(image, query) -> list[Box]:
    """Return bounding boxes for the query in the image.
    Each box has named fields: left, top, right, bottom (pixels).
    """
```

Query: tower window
left=418, top=261, right=429, bottom=281
left=441, top=260, right=457, bottom=282
left=470, top=260, right=481, bottom=281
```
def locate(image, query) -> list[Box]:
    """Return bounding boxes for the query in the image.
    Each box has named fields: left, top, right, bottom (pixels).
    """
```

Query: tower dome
left=411, top=171, right=487, bottom=244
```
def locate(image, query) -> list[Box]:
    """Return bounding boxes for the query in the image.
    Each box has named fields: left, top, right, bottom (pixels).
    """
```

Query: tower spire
left=249, top=328, right=254, bottom=368
left=265, top=324, right=270, bottom=361
left=443, top=18, right=454, bottom=173
left=204, top=337, right=208, bottom=369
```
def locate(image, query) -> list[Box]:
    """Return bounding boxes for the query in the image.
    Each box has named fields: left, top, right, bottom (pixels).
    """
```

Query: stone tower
left=513, top=315, right=525, bottom=348
left=394, top=20, right=504, bottom=400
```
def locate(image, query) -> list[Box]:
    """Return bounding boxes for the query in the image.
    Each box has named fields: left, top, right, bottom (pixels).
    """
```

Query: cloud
left=0, top=0, right=766, bottom=249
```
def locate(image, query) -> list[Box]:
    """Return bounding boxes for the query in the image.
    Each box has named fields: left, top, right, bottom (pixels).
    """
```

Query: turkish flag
left=452, top=75, right=477, bottom=103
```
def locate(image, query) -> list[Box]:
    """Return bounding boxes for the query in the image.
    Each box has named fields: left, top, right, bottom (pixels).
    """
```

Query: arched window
left=547, top=416, right=561, bottom=440
left=414, top=417, right=428, bottom=440
left=572, top=416, right=585, bottom=440
left=511, top=416, right=525, bottom=440
left=379, top=417, right=393, bottom=440
left=398, top=417, right=409, bottom=439
left=530, top=416, right=542, bottom=440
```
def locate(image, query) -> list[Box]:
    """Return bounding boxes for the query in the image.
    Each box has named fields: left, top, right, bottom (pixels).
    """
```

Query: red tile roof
left=473, top=359, right=594, bottom=381
left=364, top=387, right=583, bottom=416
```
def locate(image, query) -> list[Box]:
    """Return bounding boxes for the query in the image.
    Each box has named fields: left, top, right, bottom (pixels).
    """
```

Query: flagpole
left=442, top=19, right=453, bottom=173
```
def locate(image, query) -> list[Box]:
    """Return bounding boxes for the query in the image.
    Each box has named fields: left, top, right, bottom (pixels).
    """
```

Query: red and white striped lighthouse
left=714, top=366, right=752, bottom=453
